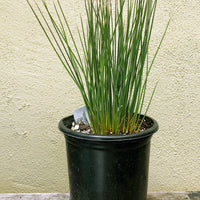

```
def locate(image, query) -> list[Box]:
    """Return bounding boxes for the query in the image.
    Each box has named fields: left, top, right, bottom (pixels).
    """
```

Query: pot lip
left=59, top=115, right=158, bottom=142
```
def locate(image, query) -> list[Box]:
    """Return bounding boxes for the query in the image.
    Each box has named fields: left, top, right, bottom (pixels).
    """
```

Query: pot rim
left=59, top=115, right=158, bottom=142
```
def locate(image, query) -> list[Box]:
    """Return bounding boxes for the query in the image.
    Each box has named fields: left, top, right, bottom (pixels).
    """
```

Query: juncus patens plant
left=27, top=0, right=169, bottom=135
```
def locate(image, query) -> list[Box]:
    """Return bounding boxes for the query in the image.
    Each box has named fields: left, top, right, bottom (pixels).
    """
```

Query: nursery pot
left=59, top=115, right=158, bottom=200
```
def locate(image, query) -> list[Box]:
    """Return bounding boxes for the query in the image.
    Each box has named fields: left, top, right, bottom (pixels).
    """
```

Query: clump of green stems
left=27, top=0, right=169, bottom=135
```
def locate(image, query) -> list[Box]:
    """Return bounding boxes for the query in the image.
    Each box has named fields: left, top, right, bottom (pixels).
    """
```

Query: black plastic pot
left=59, top=115, right=158, bottom=200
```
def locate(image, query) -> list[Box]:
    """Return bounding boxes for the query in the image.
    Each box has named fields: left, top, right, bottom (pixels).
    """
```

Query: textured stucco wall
left=0, top=0, right=199, bottom=193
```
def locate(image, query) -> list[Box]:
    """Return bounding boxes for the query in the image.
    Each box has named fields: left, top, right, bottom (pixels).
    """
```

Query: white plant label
left=73, top=106, right=90, bottom=125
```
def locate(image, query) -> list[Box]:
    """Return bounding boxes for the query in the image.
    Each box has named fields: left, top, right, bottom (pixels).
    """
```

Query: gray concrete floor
left=0, top=192, right=199, bottom=200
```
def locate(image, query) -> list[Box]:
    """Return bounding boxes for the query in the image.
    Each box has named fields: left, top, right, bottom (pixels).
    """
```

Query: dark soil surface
left=71, top=116, right=154, bottom=135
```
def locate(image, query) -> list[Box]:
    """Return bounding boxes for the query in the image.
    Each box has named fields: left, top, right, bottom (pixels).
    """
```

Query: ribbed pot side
left=59, top=115, right=158, bottom=200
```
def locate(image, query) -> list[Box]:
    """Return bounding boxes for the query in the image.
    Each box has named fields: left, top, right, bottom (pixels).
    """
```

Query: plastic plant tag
left=73, top=106, right=90, bottom=125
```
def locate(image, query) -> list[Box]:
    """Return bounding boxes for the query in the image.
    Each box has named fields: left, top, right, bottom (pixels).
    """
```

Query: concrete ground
left=0, top=192, right=199, bottom=200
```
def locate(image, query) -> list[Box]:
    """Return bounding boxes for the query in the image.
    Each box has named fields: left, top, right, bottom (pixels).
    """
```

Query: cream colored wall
left=0, top=0, right=199, bottom=193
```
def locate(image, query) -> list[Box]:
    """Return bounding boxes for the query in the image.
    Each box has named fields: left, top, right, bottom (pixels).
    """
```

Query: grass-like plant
left=27, top=0, right=169, bottom=135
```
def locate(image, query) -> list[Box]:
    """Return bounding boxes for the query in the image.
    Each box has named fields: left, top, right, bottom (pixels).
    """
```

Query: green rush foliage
left=27, top=0, right=169, bottom=135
